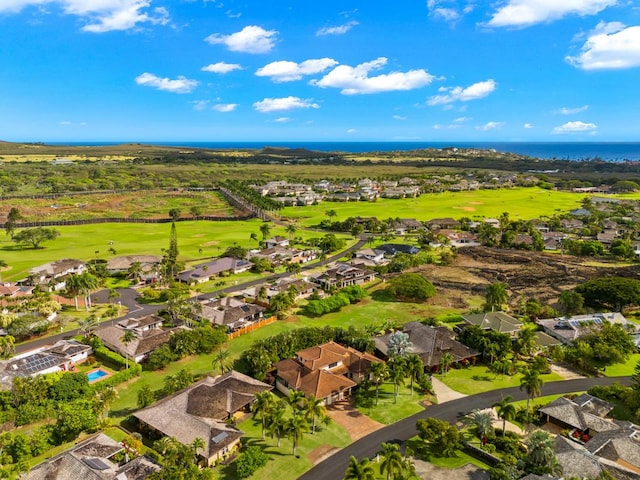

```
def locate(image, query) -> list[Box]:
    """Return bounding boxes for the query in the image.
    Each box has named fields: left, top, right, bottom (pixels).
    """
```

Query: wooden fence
left=227, top=315, right=277, bottom=340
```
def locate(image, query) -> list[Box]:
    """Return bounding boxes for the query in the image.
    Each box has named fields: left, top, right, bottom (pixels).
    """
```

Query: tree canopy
left=575, top=276, right=640, bottom=312
left=386, top=273, right=436, bottom=302
left=12, top=227, right=60, bottom=249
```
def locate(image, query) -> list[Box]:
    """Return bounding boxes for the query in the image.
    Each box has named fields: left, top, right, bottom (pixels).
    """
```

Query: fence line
left=4, top=214, right=255, bottom=229
left=226, top=316, right=277, bottom=340
left=0, top=186, right=220, bottom=201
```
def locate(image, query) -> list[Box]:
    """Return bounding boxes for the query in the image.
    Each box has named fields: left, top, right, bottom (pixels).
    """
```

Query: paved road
left=15, top=237, right=368, bottom=354
left=299, top=376, right=632, bottom=480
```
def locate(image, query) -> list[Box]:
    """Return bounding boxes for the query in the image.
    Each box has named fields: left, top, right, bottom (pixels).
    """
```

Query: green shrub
left=236, top=446, right=268, bottom=478
left=93, top=345, right=127, bottom=370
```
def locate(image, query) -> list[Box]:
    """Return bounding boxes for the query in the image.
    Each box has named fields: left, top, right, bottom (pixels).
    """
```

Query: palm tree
left=344, top=456, right=376, bottom=480
left=212, top=348, right=231, bottom=374
left=190, top=437, right=205, bottom=459
left=370, top=362, right=388, bottom=406
left=463, top=409, right=493, bottom=442
left=286, top=223, right=297, bottom=240
left=493, top=395, right=517, bottom=436
left=388, top=359, right=405, bottom=404
left=520, top=367, right=544, bottom=412
left=120, top=329, right=136, bottom=369
left=286, top=415, right=308, bottom=456
left=95, top=386, right=117, bottom=420
left=326, top=209, right=337, bottom=221
left=524, top=430, right=562, bottom=476
left=288, top=390, right=306, bottom=417
left=405, top=354, right=423, bottom=396
left=259, top=222, right=272, bottom=241
left=65, top=274, right=83, bottom=311
left=440, top=352, right=454, bottom=375
left=78, top=315, right=99, bottom=338
left=303, top=394, right=327, bottom=434
left=266, top=401, right=288, bottom=446
left=252, top=391, right=275, bottom=439
left=387, top=331, right=412, bottom=358
left=485, top=282, right=508, bottom=312
left=285, top=261, right=302, bottom=276
left=379, top=442, right=403, bottom=480
left=127, top=261, right=143, bottom=282
left=250, top=232, right=259, bottom=245
left=515, top=326, right=538, bottom=358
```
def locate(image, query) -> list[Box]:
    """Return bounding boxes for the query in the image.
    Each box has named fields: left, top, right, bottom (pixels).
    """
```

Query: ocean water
left=51, top=141, right=640, bottom=162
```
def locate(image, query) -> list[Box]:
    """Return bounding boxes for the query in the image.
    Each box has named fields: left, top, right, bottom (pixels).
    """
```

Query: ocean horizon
left=47, top=141, right=640, bottom=162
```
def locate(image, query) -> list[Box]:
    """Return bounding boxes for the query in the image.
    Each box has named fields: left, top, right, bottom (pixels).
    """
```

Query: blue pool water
left=87, top=369, right=109, bottom=383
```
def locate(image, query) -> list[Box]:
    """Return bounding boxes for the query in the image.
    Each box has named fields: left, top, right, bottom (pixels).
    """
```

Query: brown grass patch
left=200, top=240, right=220, bottom=246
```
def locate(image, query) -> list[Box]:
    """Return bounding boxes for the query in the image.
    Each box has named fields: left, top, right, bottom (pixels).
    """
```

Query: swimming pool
left=87, top=368, right=109, bottom=383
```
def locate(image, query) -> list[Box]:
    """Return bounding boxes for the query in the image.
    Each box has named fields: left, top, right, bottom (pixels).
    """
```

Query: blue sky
left=1, top=0, right=639, bottom=142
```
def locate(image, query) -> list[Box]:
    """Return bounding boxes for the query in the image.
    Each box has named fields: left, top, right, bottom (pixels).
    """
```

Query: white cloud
left=427, top=1, right=474, bottom=22
left=0, top=0, right=171, bottom=32
left=393, top=115, right=407, bottom=120
left=191, top=100, right=209, bottom=110
left=428, top=79, right=496, bottom=105
left=433, top=123, right=461, bottom=129
left=524, top=122, right=533, bottom=128
left=312, top=57, right=435, bottom=95
left=556, top=105, right=589, bottom=114
left=253, top=96, right=319, bottom=113
left=553, top=121, right=597, bottom=133
left=212, top=103, right=237, bottom=112
left=205, top=25, right=277, bottom=54
left=255, top=58, right=338, bottom=82
left=476, top=121, right=504, bottom=131
left=454, top=116, right=471, bottom=122
left=135, top=72, right=198, bottom=93
left=487, top=0, right=617, bottom=28
left=566, top=23, right=640, bottom=70
left=433, top=8, right=459, bottom=21
left=201, top=62, right=243, bottom=74
left=274, top=117, right=291, bottom=123
left=346, top=128, right=357, bottom=134
left=316, top=20, right=359, bottom=36
left=59, top=120, right=72, bottom=125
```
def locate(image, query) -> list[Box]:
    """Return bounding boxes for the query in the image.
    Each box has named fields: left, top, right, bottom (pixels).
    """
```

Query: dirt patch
left=308, top=444, right=340, bottom=466
left=413, top=459, right=489, bottom=480
left=200, top=240, right=220, bottom=247
left=326, top=401, right=384, bottom=442
left=192, top=234, right=205, bottom=237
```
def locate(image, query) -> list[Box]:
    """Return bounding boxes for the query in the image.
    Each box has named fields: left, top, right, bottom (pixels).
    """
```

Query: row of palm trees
left=369, top=352, right=433, bottom=405
left=251, top=390, right=329, bottom=456
left=344, top=442, right=416, bottom=480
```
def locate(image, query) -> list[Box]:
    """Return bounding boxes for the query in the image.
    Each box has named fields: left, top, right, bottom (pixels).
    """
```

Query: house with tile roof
left=274, top=341, right=381, bottom=405
left=461, top=312, right=524, bottom=338
left=133, top=371, right=272, bottom=466
left=27, top=258, right=86, bottom=291
left=200, top=296, right=265, bottom=332
left=311, top=263, right=376, bottom=291
left=177, top=257, right=251, bottom=284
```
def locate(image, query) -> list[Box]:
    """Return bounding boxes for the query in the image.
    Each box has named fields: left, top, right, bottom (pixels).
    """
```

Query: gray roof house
left=461, top=312, right=523, bottom=338
left=177, top=257, right=251, bottom=284
left=134, top=371, right=272, bottom=466
left=537, top=313, right=637, bottom=345
left=95, top=315, right=173, bottom=363
left=200, top=297, right=265, bottom=332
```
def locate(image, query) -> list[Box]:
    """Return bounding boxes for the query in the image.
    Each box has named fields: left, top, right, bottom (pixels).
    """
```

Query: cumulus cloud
left=553, top=121, right=597, bottom=133
left=428, top=79, right=496, bottom=105
left=524, top=122, right=533, bottom=128
left=0, top=0, right=171, bottom=32
left=255, top=58, right=338, bottom=82
left=135, top=72, right=198, bottom=93
left=212, top=103, right=237, bottom=112
left=566, top=23, right=640, bottom=70
left=316, top=20, right=359, bottom=36
left=205, top=25, right=277, bottom=54
left=476, top=121, right=504, bottom=131
left=312, top=57, right=435, bottom=95
left=487, top=0, right=617, bottom=28
left=346, top=128, right=358, bottom=134
left=427, top=0, right=474, bottom=23
left=253, top=96, right=319, bottom=113
left=556, top=105, right=589, bottom=114
left=201, top=62, right=243, bottom=74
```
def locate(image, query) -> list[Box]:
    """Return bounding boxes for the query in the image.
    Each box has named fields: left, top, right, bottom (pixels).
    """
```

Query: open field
left=280, top=187, right=584, bottom=226
left=0, top=220, right=346, bottom=281
left=0, top=190, right=236, bottom=222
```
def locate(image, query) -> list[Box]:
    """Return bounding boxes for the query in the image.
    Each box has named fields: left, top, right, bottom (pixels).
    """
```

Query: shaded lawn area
left=437, top=364, right=564, bottom=395
left=356, top=382, right=427, bottom=425
left=604, top=353, right=640, bottom=377
left=216, top=414, right=351, bottom=480
left=405, top=437, right=490, bottom=470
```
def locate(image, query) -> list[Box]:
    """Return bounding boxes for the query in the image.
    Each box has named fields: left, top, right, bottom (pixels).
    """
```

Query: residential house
left=0, top=339, right=92, bottom=390
left=28, top=258, right=86, bottom=291
left=95, top=315, right=174, bottom=363
left=432, top=230, right=481, bottom=248
left=570, top=208, right=592, bottom=217
left=250, top=246, right=294, bottom=266
left=23, top=432, right=160, bottom=480
left=274, top=341, right=381, bottom=405
left=177, top=257, right=251, bottom=284
left=461, top=312, right=523, bottom=338
left=311, top=263, right=376, bottom=290
left=134, top=371, right=272, bottom=466
left=264, top=236, right=290, bottom=249
left=0, top=282, right=34, bottom=299
left=395, top=218, right=424, bottom=234
left=106, top=255, right=162, bottom=283
left=426, top=218, right=461, bottom=230
left=354, top=248, right=386, bottom=265
left=376, top=243, right=420, bottom=256
left=200, top=297, right=265, bottom=332
left=240, top=277, right=316, bottom=304
left=381, top=186, right=420, bottom=198
left=537, top=312, right=637, bottom=345
left=561, top=218, right=585, bottom=231
left=484, top=218, right=501, bottom=228
left=542, top=231, right=568, bottom=250
left=374, top=322, right=480, bottom=371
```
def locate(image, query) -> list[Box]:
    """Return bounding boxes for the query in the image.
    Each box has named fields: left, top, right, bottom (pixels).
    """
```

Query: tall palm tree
left=259, top=222, right=272, bottom=241
left=190, top=437, right=205, bottom=459
left=370, top=362, right=388, bottom=406
left=286, top=223, right=297, bottom=240
left=65, top=274, right=83, bottom=311
left=493, top=395, right=517, bottom=436
left=286, top=415, right=308, bottom=456
left=388, top=360, right=405, bottom=404
left=524, top=430, right=561, bottom=476
left=515, top=326, right=538, bottom=358
left=440, top=352, right=454, bottom=375
left=250, top=232, right=259, bottom=245
left=78, top=315, right=99, bottom=338
left=120, top=329, right=136, bottom=369
left=405, top=355, right=423, bottom=396
left=520, top=367, right=544, bottom=412
left=303, top=394, right=327, bottom=434
left=485, top=282, right=508, bottom=312
left=379, top=442, right=404, bottom=480
left=288, top=390, right=306, bottom=417
left=344, top=456, right=377, bottom=480
left=326, top=209, right=337, bottom=221
left=252, top=391, right=275, bottom=439
left=267, top=401, right=288, bottom=447
left=212, top=348, right=231, bottom=374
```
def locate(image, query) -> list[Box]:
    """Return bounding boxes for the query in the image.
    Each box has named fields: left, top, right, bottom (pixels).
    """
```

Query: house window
left=328, top=362, right=339, bottom=368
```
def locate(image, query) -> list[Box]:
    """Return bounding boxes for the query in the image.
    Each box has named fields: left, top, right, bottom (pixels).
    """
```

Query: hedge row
left=92, top=364, right=142, bottom=391
left=93, top=345, right=128, bottom=370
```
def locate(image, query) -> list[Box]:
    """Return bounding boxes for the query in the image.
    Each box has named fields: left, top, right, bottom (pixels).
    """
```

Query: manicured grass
left=357, top=382, right=427, bottom=424
left=604, top=353, right=640, bottom=377
left=437, top=364, right=564, bottom=395
left=216, top=414, right=351, bottom=480
left=405, top=437, right=490, bottom=470
left=280, top=187, right=584, bottom=227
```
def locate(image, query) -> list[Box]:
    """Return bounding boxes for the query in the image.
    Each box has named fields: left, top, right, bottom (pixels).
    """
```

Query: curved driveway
left=299, top=376, right=632, bottom=480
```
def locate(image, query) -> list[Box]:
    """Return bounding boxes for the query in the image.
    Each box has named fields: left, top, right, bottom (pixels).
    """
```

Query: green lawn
left=357, top=382, right=428, bottom=424
left=437, top=364, right=564, bottom=395
left=216, top=414, right=351, bottom=480
left=404, top=437, right=490, bottom=470
left=604, top=353, right=640, bottom=377
left=280, top=187, right=584, bottom=227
